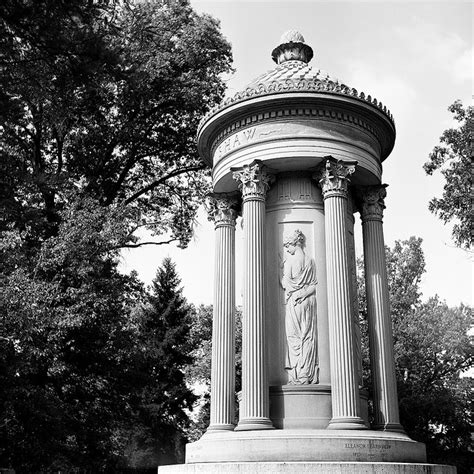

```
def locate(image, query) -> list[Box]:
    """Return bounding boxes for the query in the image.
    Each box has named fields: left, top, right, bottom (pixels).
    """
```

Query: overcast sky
left=120, top=1, right=472, bottom=308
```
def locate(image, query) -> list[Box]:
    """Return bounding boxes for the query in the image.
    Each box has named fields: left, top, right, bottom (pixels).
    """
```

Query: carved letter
left=243, top=127, right=256, bottom=141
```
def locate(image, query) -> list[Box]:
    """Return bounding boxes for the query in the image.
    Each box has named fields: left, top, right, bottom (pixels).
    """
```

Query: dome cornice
left=198, top=76, right=394, bottom=137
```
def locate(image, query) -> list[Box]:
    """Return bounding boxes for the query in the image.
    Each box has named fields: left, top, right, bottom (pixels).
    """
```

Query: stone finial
left=280, top=30, right=305, bottom=44
left=271, top=30, right=314, bottom=64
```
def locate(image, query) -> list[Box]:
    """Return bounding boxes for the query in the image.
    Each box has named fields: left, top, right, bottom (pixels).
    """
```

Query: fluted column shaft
left=317, top=158, right=367, bottom=430
left=233, top=162, right=274, bottom=431
left=359, top=185, right=403, bottom=432
left=206, top=195, right=238, bottom=431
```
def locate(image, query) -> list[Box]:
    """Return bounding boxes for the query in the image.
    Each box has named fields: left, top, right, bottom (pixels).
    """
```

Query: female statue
left=280, top=230, right=319, bottom=384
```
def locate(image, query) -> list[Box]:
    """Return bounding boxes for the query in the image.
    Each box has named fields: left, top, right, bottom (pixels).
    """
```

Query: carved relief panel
left=280, top=229, right=319, bottom=384
left=265, top=172, right=329, bottom=387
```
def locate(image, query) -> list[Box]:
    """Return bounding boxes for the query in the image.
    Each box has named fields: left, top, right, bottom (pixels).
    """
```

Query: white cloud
left=453, top=48, right=473, bottom=83
left=343, top=59, right=417, bottom=124
left=394, top=20, right=473, bottom=84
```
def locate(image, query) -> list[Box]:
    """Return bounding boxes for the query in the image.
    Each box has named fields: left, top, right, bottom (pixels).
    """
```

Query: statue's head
left=283, top=229, right=305, bottom=249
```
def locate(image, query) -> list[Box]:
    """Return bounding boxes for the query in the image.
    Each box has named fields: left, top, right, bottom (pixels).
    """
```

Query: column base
left=372, top=422, right=405, bottom=433
left=234, top=417, right=274, bottom=431
left=327, top=417, right=368, bottom=430
left=206, top=423, right=235, bottom=432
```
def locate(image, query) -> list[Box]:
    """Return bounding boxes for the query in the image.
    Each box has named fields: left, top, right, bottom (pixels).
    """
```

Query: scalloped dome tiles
left=198, top=32, right=394, bottom=135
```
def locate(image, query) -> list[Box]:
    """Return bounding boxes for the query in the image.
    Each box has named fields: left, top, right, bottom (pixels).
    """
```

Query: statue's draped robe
left=283, top=256, right=319, bottom=384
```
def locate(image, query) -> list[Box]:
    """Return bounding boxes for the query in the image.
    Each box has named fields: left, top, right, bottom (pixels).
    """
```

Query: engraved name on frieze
left=215, top=127, right=257, bottom=159
left=212, top=108, right=382, bottom=159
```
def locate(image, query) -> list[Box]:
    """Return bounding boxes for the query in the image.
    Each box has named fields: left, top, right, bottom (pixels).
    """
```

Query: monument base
left=185, top=429, right=426, bottom=464
left=158, top=461, right=456, bottom=473
left=269, top=385, right=370, bottom=429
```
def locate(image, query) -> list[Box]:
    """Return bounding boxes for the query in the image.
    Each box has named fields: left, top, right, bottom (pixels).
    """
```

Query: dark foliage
left=358, top=238, right=473, bottom=473
left=122, top=258, right=196, bottom=469
left=0, top=0, right=232, bottom=470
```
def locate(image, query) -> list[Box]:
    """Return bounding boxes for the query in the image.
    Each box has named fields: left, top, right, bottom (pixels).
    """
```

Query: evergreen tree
left=127, top=258, right=196, bottom=468
left=185, top=305, right=243, bottom=441
left=0, top=0, right=231, bottom=470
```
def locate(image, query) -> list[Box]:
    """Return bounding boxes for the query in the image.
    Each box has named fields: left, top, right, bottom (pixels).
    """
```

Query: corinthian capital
left=206, top=193, right=239, bottom=227
left=357, top=185, right=388, bottom=222
left=232, top=161, right=274, bottom=201
left=315, top=157, right=357, bottom=199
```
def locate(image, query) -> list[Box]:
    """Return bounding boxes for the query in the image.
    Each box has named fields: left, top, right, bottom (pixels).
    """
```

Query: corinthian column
left=358, top=185, right=404, bottom=432
left=232, top=161, right=274, bottom=431
left=206, top=194, right=239, bottom=431
left=317, top=158, right=367, bottom=430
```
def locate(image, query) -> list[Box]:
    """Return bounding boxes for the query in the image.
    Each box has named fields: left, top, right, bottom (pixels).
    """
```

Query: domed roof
left=245, top=60, right=341, bottom=91
left=198, top=31, right=394, bottom=133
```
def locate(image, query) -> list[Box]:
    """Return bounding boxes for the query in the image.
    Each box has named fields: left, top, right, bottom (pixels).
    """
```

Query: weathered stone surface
left=159, top=462, right=456, bottom=474
left=206, top=194, right=238, bottom=431
left=233, top=162, right=274, bottom=431
left=172, top=29, right=441, bottom=474
left=317, top=158, right=366, bottom=430
left=358, top=185, right=403, bottom=432
left=184, top=430, right=426, bottom=464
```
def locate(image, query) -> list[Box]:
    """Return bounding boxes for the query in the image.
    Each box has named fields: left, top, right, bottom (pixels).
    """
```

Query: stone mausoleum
left=159, top=31, right=455, bottom=473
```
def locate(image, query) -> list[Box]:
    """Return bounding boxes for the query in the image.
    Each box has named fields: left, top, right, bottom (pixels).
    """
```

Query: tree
left=185, top=305, right=242, bottom=441
left=423, top=101, right=473, bottom=249
left=123, top=258, right=196, bottom=469
left=0, top=199, right=146, bottom=472
left=0, top=0, right=233, bottom=249
left=0, top=1, right=232, bottom=469
left=358, top=237, right=426, bottom=383
left=358, top=237, right=473, bottom=473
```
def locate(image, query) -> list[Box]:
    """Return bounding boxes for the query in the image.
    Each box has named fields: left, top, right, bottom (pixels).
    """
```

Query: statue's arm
left=294, top=282, right=316, bottom=304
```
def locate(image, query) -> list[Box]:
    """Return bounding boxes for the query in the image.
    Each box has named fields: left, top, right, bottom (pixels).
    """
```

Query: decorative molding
left=210, top=107, right=382, bottom=159
left=357, top=185, right=388, bottom=222
left=315, top=157, right=357, bottom=199
left=232, top=161, right=274, bottom=202
left=266, top=174, right=319, bottom=206
left=206, top=194, right=239, bottom=227
left=198, top=77, right=394, bottom=137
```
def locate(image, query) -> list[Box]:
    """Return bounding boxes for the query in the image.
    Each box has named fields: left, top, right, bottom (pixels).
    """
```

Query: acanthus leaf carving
left=232, top=161, right=274, bottom=201
left=356, top=184, right=388, bottom=222
left=206, top=193, right=239, bottom=227
left=315, top=156, right=357, bottom=199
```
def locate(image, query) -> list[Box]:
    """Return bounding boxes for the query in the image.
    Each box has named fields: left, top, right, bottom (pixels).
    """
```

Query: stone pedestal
left=184, top=430, right=426, bottom=464
left=159, top=462, right=456, bottom=474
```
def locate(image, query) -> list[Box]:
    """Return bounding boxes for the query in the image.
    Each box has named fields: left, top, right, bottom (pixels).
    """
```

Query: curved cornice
left=197, top=92, right=396, bottom=166
left=198, top=77, right=395, bottom=138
